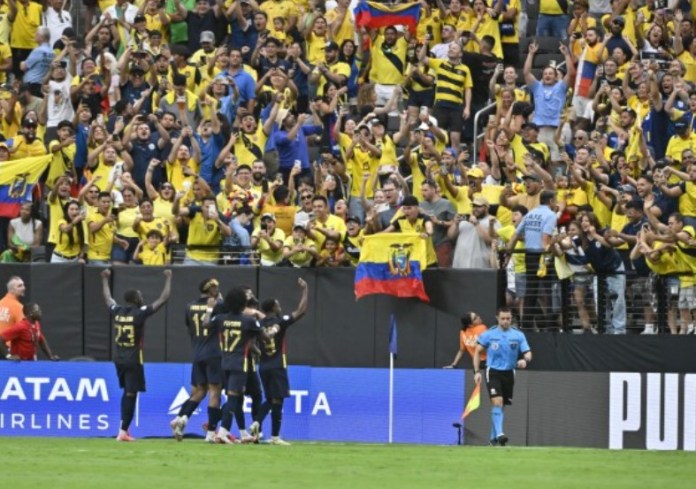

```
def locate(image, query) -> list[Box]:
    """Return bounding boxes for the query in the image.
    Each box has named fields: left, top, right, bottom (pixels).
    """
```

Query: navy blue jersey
left=110, top=304, right=156, bottom=365
left=211, top=312, right=261, bottom=372
left=185, top=297, right=222, bottom=361
left=259, top=314, right=296, bottom=370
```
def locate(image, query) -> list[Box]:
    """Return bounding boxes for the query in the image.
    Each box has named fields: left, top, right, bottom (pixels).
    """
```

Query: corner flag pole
left=388, top=314, right=398, bottom=444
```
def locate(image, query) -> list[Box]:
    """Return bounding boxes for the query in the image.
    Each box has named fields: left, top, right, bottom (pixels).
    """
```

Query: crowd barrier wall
left=1, top=264, right=695, bottom=371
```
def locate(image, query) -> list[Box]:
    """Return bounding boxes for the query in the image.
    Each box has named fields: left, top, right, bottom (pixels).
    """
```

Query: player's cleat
left=249, top=421, right=260, bottom=442
left=488, top=438, right=498, bottom=447
left=204, top=431, right=217, bottom=444
left=496, top=434, right=508, bottom=447
left=116, top=430, right=135, bottom=442
left=215, top=428, right=239, bottom=445
left=170, top=417, right=184, bottom=441
left=269, top=437, right=291, bottom=446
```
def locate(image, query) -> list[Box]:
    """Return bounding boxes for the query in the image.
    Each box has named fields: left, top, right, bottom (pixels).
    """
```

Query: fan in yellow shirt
left=134, top=229, right=170, bottom=265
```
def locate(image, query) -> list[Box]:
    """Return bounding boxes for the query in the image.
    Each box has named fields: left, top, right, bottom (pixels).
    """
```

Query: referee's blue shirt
left=478, top=326, right=530, bottom=371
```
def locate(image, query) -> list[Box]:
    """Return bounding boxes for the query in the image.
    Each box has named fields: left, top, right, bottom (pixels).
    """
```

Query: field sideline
left=2, top=438, right=695, bottom=488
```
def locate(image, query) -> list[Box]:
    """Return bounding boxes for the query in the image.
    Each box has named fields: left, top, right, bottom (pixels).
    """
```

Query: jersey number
left=262, top=337, right=276, bottom=357
left=192, top=313, right=209, bottom=337
left=115, top=324, right=135, bottom=347
left=221, top=325, right=242, bottom=353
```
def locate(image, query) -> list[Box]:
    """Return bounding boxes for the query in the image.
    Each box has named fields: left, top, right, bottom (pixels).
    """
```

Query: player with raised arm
left=101, top=268, right=172, bottom=442
left=473, top=307, right=532, bottom=447
left=170, top=278, right=223, bottom=443
left=202, top=286, right=271, bottom=444
left=249, top=278, right=309, bottom=445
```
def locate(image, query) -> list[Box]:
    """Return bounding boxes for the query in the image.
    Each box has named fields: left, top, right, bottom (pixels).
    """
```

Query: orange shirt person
left=444, top=312, right=488, bottom=369
left=0, top=276, right=26, bottom=335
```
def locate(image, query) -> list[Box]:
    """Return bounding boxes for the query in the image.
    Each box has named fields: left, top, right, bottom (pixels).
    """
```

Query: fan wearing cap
left=309, top=41, right=350, bottom=97
left=665, top=117, right=696, bottom=169
left=252, top=37, right=290, bottom=81
left=9, top=117, right=47, bottom=160
left=190, top=30, right=217, bottom=69
left=342, top=215, right=364, bottom=266
left=46, top=120, right=77, bottom=189
left=282, top=224, right=318, bottom=267
left=448, top=196, right=500, bottom=269
left=501, top=172, right=546, bottom=212
left=382, top=195, right=438, bottom=268
left=251, top=213, right=286, bottom=266
left=366, top=26, right=408, bottom=106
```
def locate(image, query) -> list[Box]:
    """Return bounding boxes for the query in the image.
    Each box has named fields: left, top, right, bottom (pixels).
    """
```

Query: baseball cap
left=0, top=142, right=9, bottom=151
left=467, top=167, right=485, bottom=179
left=293, top=224, right=307, bottom=232
left=522, top=173, right=542, bottom=182
left=522, top=122, right=539, bottom=131
left=200, top=31, right=215, bottom=44
left=325, top=41, right=339, bottom=51
left=620, top=184, right=637, bottom=194
left=134, top=14, right=146, bottom=23
left=674, top=118, right=689, bottom=130
left=472, top=196, right=490, bottom=207
left=261, top=213, right=276, bottom=221
left=23, top=118, right=38, bottom=128
left=346, top=215, right=362, bottom=225
left=612, top=16, right=626, bottom=26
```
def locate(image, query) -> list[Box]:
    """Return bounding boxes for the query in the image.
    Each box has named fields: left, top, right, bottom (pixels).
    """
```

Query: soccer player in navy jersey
left=170, top=278, right=224, bottom=443
left=473, top=307, right=532, bottom=446
left=202, top=286, right=274, bottom=444
left=101, top=268, right=172, bottom=442
left=249, top=278, right=308, bottom=445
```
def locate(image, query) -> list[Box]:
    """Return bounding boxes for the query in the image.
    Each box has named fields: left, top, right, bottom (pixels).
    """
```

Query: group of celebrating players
left=101, top=269, right=308, bottom=444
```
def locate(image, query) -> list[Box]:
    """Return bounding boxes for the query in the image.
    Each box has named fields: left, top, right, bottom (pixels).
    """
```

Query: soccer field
left=2, top=438, right=694, bottom=489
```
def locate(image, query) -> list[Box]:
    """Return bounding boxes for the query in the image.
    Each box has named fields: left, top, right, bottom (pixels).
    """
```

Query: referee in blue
left=473, top=307, right=532, bottom=446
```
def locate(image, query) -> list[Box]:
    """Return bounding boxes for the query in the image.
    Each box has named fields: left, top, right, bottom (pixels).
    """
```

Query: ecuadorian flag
left=0, top=155, right=52, bottom=218
left=354, top=1, right=422, bottom=34
left=355, top=232, right=430, bottom=302
left=574, top=44, right=603, bottom=99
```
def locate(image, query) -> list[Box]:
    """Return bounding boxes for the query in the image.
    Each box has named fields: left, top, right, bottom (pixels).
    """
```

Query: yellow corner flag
left=461, top=384, right=481, bottom=420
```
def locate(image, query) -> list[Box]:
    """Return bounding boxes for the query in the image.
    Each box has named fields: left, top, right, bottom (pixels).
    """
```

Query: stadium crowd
left=0, top=0, right=694, bottom=333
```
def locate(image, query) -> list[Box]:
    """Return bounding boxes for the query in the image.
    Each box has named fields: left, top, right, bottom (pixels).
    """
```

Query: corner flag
left=461, top=384, right=481, bottom=420
left=389, top=314, right=398, bottom=358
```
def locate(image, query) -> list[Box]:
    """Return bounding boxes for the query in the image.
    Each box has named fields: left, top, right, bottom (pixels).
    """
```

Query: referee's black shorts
left=485, top=368, right=514, bottom=406
left=191, top=356, right=223, bottom=386
left=260, top=368, right=290, bottom=399
left=115, top=363, right=146, bottom=393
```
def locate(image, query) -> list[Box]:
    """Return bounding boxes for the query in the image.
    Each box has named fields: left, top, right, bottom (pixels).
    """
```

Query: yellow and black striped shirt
left=427, top=58, right=472, bottom=107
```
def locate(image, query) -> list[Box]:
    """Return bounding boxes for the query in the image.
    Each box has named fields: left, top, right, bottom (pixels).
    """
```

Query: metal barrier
left=497, top=249, right=686, bottom=335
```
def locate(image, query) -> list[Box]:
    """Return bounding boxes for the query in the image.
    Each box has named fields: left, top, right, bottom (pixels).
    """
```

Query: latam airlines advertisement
left=0, top=362, right=465, bottom=444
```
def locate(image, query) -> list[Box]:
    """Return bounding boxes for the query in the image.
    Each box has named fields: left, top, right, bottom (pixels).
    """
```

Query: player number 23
left=115, top=324, right=135, bottom=347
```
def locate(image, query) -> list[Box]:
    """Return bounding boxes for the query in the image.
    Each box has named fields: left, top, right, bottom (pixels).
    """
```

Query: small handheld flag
left=461, top=384, right=481, bottom=420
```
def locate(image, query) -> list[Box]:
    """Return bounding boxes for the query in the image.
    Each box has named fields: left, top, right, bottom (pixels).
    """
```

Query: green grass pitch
left=2, top=438, right=695, bottom=489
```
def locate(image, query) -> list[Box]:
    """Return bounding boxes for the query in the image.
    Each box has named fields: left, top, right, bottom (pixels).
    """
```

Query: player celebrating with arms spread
left=249, top=278, right=309, bottom=445
left=101, top=268, right=172, bottom=442
left=473, top=307, right=532, bottom=447
left=170, top=278, right=223, bottom=442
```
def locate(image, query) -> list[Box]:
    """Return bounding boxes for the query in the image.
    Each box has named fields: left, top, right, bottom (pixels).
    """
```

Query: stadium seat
left=536, top=36, right=564, bottom=54
left=31, top=246, right=45, bottom=262
left=386, top=114, right=401, bottom=133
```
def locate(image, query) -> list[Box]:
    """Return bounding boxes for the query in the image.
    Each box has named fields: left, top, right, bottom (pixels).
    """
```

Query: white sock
left=240, top=429, right=250, bottom=437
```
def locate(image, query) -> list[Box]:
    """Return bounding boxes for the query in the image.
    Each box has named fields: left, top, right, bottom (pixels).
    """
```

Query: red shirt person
left=0, top=303, right=59, bottom=361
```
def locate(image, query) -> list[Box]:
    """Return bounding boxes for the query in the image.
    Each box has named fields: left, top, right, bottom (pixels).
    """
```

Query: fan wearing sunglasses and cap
left=9, top=116, right=47, bottom=160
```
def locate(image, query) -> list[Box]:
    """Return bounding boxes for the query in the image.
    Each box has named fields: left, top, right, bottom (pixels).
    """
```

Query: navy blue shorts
left=116, top=363, right=146, bottom=393
left=191, top=357, right=223, bottom=386
left=224, top=370, right=248, bottom=394
left=245, top=370, right=262, bottom=398
left=260, top=368, right=290, bottom=399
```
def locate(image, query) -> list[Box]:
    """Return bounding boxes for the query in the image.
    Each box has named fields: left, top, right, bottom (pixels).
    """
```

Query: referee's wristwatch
left=473, top=369, right=480, bottom=374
